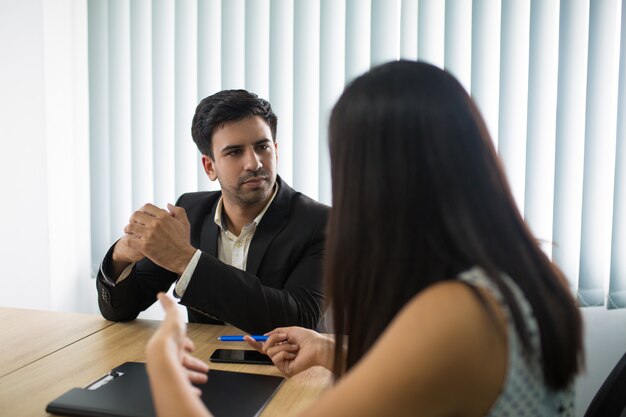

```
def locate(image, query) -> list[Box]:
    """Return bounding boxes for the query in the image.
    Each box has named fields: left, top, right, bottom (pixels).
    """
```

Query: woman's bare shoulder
left=300, top=280, right=509, bottom=417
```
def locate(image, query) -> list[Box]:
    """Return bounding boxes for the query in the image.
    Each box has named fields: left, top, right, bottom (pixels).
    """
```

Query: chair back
left=584, top=351, right=626, bottom=417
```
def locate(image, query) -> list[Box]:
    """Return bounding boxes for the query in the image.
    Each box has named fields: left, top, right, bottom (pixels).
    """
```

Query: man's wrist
left=111, top=241, right=137, bottom=278
left=174, top=249, right=202, bottom=298
left=105, top=242, right=129, bottom=280
left=172, top=246, right=198, bottom=275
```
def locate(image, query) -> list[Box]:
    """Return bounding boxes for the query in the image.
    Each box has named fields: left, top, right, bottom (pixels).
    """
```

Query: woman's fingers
left=186, top=369, right=209, bottom=384
left=243, top=336, right=264, bottom=352
left=271, top=351, right=298, bottom=376
left=275, top=351, right=297, bottom=361
left=246, top=332, right=292, bottom=356
left=260, top=333, right=289, bottom=354
left=156, top=293, right=186, bottom=339
left=190, top=386, right=203, bottom=396
left=182, top=353, right=209, bottom=373
left=182, top=353, right=209, bottom=384
left=157, top=292, right=177, bottom=312
left=182, top=336, right=195, bottom=353
left=265, top=342, right=298, bottom=359
left=264, top=327, right=288, bottom=337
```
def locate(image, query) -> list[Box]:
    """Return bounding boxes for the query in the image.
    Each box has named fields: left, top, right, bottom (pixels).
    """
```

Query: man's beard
left=233, top=170, right=275, bottom=206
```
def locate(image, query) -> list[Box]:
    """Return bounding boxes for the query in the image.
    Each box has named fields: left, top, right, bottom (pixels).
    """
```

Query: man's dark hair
left=191, top=89, right=278, bottom=158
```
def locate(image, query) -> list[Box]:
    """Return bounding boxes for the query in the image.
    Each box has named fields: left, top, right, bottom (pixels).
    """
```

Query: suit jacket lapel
left=200, top=199, right=220, bottom=257
left=247, top=176, right=292, bottom=275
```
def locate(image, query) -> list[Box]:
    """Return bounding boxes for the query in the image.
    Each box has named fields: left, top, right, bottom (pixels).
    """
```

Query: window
left=88, top=0, right=626, bottom=308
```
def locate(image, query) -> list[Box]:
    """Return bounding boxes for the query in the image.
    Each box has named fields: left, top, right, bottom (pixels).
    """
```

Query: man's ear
left=273, top=141, right=278, bottom=164
left=201, top=154, right=218, bottom=181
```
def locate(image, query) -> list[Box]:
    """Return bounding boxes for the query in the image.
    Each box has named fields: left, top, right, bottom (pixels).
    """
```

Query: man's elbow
left=98, top=302, right=139, bottom=322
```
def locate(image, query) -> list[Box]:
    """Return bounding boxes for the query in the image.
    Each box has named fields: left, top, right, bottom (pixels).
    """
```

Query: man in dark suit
left=96, top=90, right=328, bottom=334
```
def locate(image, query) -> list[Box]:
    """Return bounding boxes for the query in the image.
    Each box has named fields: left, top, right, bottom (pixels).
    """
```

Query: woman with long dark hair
left=146, top=61, right=584, bottom=417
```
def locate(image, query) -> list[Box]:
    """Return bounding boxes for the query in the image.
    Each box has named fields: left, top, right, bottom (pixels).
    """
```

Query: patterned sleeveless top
left=458, top=267, right=575, bottom=417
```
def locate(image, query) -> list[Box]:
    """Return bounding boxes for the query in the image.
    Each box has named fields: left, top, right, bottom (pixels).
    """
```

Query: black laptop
left=46, top=362, right=284, bottom=417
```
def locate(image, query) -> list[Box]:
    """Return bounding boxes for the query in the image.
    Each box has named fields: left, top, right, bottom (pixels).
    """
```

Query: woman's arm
left=145, top=293, right=213, bottom=417
left=147, top=281, right=508, bottom=417
left=245, top=327, right=337, bottom=376
left=296, top=281, right=509, bottom=417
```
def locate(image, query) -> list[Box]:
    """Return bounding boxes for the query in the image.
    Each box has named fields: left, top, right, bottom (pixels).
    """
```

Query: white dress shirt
left=173, top=185, right=278, bottom=297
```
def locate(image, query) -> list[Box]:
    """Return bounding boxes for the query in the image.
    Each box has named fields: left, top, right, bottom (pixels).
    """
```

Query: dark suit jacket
left=96, top=176, right=329, bottom=334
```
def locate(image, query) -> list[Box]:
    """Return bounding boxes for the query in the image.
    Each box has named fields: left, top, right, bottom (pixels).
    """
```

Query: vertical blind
left=88, top=0, right=626, bottom=309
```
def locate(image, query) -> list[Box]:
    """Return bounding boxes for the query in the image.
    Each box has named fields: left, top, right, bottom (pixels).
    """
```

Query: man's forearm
left=180, top=253, right=324, bottom=333
left=110, top=258, right=132, bottom=281
left=110, top=239, right=145, bottom=280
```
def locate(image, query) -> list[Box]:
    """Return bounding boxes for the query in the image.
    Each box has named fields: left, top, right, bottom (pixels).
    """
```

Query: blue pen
left=218, top=335, right=269, bottom=342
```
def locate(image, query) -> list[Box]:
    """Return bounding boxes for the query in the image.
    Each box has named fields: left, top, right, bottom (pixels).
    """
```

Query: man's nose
left=243, top=148, right=262, bottom=171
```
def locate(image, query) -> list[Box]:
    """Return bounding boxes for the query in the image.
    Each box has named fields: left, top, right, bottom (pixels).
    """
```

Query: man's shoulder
left=289, top=191, right=329, bottom=216
left=280, top=192, right=328, bottom=236
left=277, top=179, right=329, bottom=218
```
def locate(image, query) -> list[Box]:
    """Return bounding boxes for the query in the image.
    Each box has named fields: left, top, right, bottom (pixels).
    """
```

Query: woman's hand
left=146, top=293, right=209, bottom=395
left=245, top=327, right=335, bottom=377
left=146, top=293, right=213, bottom=417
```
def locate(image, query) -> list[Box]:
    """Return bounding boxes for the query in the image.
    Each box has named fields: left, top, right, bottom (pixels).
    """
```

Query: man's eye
left=257, top=144, right=270, bottom=151
left=227, top=149, right=243, bottom=156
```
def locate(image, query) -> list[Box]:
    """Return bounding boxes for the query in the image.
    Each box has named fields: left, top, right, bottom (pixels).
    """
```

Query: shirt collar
left=213, top=182, right=279, bottom=232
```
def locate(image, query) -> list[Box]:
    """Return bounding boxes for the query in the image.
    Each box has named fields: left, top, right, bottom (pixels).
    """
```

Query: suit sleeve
left=179, top=215, right=326, bottom=334
left=96, top=242, right=178, bottom=321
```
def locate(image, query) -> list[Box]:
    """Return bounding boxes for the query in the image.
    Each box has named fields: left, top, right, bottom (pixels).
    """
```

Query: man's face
left=202, top=116, right=278, bottom=207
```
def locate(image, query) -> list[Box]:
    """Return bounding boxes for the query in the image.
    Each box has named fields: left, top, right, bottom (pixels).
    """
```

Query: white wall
left=0, top=0, right=51, bottom=309
left=43, top=0, right=94, bottom=314
left=0, top=0, right=95, bottom=314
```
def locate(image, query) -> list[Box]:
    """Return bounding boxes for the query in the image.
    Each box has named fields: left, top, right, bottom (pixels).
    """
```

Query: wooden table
left=0, top=307, right=331, bottom=417
left=0, top=307, right=114, bottom=378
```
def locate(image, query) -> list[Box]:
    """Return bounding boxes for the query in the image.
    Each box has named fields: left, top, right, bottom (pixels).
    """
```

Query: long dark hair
left=325, top=60, right=583, bottom=389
